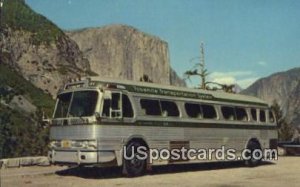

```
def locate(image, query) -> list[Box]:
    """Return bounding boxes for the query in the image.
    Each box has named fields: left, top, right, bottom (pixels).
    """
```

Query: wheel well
left=126, top=138, right=149, bottom=150
left=247, top=138, right=262, bottom=149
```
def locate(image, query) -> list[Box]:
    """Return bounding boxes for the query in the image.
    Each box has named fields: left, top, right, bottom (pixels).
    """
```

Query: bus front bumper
left=48, top=149, right=116, bottom=165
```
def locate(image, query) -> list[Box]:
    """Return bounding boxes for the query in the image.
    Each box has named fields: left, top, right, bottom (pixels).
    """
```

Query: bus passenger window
left=202, top=105, right=217, bottom=119
left=122, top=94, right=134, bottom=118
left=221, top=106, right=236, bottom=120
left=236, top=107, right=248, bottom=121
left=269, top=111, right=275, bottom=123
left=160, top=101, right=179, bottom=117
left=140, top=99, right=161, bottom=116
left=251, top=109, right=257, bottom=121
left=260, top=110, right=266, bottom=123
left=185, top=103, right=202, bottom=118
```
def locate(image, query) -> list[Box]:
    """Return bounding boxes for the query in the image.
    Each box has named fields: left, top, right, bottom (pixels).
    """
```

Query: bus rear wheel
left=245, top=141, right=262, bottom=167
left=123, top=141, right=147, bottom=177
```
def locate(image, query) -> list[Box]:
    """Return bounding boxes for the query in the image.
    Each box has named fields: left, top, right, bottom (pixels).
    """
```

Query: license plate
left=61, top=140, right=71, bottom=148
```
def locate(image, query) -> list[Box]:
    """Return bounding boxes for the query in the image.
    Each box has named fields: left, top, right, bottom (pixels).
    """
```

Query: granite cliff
left=66, top=25, right=186, bottom=86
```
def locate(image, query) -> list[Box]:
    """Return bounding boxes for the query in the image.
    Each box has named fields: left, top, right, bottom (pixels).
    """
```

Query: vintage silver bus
left=48, top=77, right=278, bottom=176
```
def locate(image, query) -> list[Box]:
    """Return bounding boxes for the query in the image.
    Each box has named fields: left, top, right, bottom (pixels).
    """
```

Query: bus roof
left=64, top=77, right=268, bottom=107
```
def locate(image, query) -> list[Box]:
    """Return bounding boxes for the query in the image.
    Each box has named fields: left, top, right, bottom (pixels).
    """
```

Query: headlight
left=48, top=140, right=97, bottom=149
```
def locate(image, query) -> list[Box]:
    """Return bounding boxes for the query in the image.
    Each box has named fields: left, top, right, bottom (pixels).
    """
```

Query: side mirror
left=42, top=118, right=51, bottom=128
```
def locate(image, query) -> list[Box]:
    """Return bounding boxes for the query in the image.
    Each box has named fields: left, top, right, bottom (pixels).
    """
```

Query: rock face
left=1, top=1, right=185, bottom=98
left=242, top=68, right=300, bottom=127
left=66, top=25, right=186, bottom=86
left=170, top=68, right=186, bottom=86
left=0, top=28, right=90, bottom=96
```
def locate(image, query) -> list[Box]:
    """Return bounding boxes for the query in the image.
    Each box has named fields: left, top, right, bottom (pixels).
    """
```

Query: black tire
left=123, top=141, right=147, bottom=177
left=245, top=141, right=262, bottom=167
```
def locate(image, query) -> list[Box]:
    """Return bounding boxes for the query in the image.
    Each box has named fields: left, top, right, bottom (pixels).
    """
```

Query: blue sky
left=26, top=0, right=300, bottom=88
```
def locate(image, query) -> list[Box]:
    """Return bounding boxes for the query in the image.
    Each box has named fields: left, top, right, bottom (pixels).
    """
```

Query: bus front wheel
left=123, top=141, right=147, bottom=177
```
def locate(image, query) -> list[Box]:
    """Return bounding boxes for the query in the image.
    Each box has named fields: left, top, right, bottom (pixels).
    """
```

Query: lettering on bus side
left=130, top=86, right=214, bottom=100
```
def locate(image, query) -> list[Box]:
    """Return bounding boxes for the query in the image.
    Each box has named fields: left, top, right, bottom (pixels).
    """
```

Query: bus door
left=101, top=90, right=134, bottom=122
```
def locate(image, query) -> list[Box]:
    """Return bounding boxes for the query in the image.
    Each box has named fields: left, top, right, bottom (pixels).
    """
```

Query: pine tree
left=184, top=42, right=209, bottom=89
left=271, top=100, right=294, bottom=141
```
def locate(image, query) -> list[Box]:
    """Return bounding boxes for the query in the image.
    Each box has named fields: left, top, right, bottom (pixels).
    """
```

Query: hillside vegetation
left=0, top=64, right=55, bottom=115
left=0, top=64, right=55, bottom=158
left=2, top=0, right=63, bottom=45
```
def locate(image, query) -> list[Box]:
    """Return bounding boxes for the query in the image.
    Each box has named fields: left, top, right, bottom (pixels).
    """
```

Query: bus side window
left=251, top=108, right=257, bottom=122
left=236, top=107, right=248, bottom=121
left=221, top=106, right=236, bottom=120
left=260, top=110, right=266, bottom=123
left=122, top=94, right=134, bottom=118
left=160, top=100, right=179, bottom=117
left=140, top=99, right=161, bottom=116
left=185, top=103, right=202, bottom=118
left=202, top=104, right=217, bottom=119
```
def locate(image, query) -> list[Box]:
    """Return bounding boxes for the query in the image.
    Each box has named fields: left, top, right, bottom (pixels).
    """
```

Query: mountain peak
left=242, top=67, right=300, bottom=127
left=67, top=24, right=166, bottom=44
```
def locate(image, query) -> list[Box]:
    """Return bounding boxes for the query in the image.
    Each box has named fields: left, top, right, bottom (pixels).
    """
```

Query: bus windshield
left=54, top=91, right=98, bottom=118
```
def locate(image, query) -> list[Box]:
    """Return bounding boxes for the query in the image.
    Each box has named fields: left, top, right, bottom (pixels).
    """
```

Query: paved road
left=1, top=157, right=299, bottom=187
